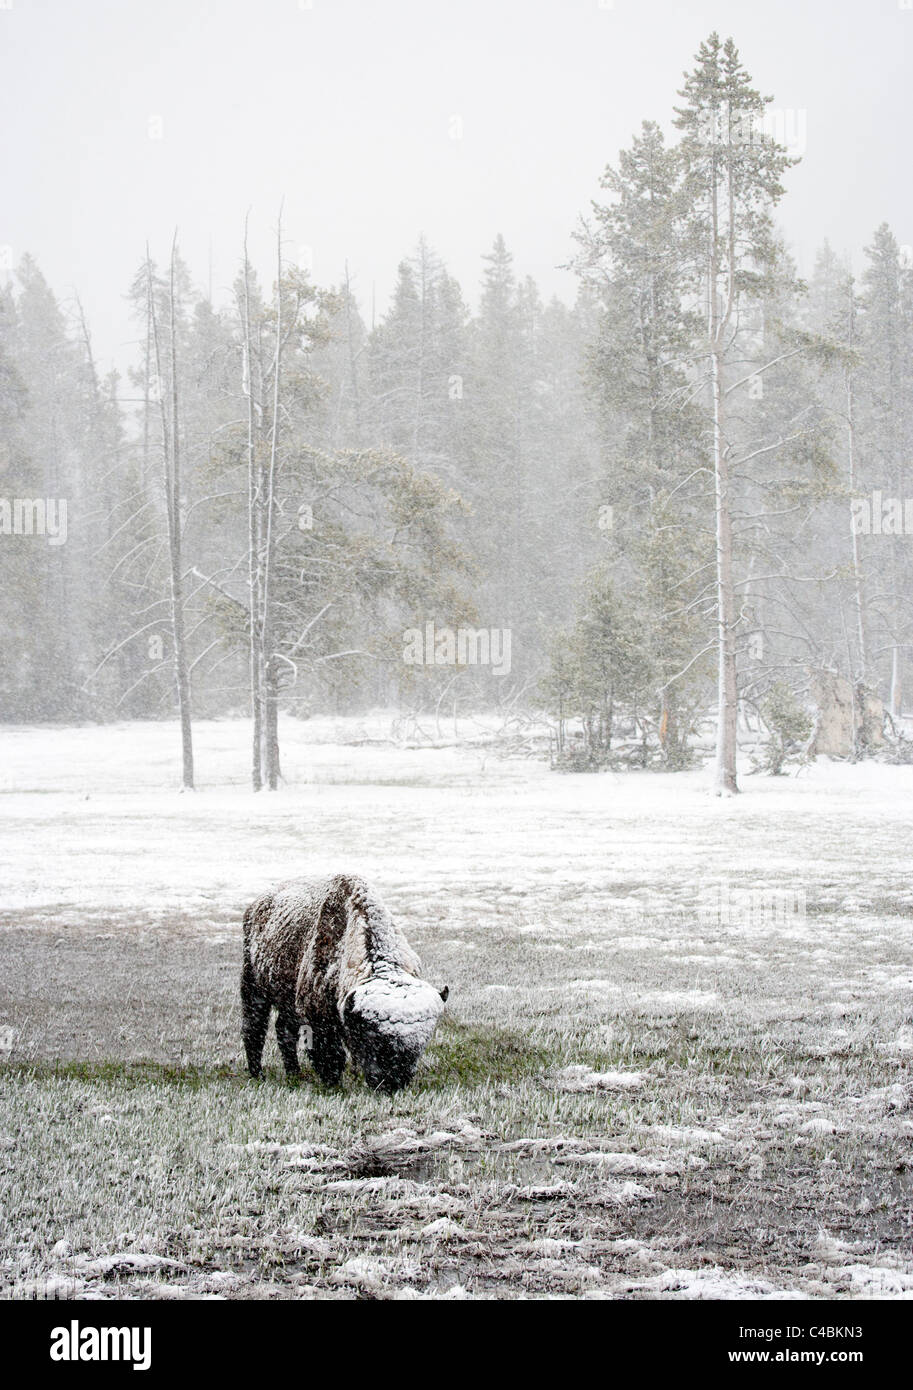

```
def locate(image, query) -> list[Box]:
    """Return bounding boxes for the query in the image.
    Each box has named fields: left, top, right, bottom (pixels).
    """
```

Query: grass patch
left=859, top=896, right=913, bottom=918
left=0, top=1059, right=244, bottom=1090
left=1, top=1026, right=897, bottom=1097
left=0, top=1026, right=558, bottom=1096
left=416, top=1019, right=553, bottom=1089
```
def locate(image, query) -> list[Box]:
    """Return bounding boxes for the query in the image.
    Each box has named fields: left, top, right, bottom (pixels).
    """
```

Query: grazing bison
left=241, top=874, right=448, bottom=1093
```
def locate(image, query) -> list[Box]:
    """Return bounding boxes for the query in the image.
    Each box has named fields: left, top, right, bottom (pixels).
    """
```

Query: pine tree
left=802, top=244, right=870, bottom=702
left=859, top=224, right=911, bottom=718
left=573, top=120, right=714, bottom=761
left=10, top=258, right=93, bottom=718
left=675, top=34, right=804, bottom=793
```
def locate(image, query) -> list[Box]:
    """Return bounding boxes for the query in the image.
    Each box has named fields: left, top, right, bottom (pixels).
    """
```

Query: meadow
left=1, top=717, right=911, bottom=1300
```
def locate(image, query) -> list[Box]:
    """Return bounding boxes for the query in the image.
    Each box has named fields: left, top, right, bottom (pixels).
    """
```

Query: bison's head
left=343, top=975, right=449, bottom=1094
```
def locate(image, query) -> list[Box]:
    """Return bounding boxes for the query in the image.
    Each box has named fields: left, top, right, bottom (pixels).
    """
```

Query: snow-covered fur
left=241, top=874, right=448, bottom=1092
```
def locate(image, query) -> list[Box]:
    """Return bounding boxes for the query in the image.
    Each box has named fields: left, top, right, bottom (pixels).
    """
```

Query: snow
left=420, top=1217, right=465, bottom=1240
left=2, top=715, right=912, bottom=1301
left=73, top=1252, right=187, bottom=1276
left=822, top=1265, right=913, bottom=1297
left=352, top=977, right=444, bottom=1041
left=799, top=1117, right=838, bottom=1136
left=3, top=716, right=913, bottom=926
left=633, top=1268, right=806, bottom=1301
left=545, top=1065, right=646, bottom=1092
left=555, top=1151, right=674, bottom=1175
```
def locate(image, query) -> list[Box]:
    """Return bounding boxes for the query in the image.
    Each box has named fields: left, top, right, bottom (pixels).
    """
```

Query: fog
left=2, top=0, right=910, bottom=375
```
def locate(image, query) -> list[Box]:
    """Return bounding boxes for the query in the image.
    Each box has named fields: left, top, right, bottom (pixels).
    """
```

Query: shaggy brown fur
left=241, top=874, right=448, bottom=1092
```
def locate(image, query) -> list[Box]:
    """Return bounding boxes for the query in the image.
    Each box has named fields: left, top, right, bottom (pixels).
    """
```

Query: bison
left=241, top=874, right=448, bottom=1093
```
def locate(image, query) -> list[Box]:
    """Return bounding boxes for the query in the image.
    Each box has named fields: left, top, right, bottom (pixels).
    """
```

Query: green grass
left=0, top=1019, right=558, bottom=1094
left=417, top=1019, right=554, bottom=1089
left=1, top=1010, right=909, bottom=1300
left=0, top=1022, right=897, bottom=1094
left=0, top=1059, right=243, bottom=1089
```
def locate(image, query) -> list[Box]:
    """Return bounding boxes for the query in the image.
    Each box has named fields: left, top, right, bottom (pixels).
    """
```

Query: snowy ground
left=1, top=715, right=911, bottom=1300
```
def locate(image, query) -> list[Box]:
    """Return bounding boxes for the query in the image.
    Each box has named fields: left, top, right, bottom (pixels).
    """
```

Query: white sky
left=1, top=0, right=910, bottom=378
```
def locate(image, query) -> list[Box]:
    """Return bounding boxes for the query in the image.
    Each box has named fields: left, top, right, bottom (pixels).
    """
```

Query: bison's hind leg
left=276, top=1012, right=302, bottom=1078
left=241, top=972, right=271, bottom=1079
left=307, top=1021, right=346, bottom=1088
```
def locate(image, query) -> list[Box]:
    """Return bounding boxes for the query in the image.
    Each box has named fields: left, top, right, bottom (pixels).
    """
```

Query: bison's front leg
left=275, top=1012, right=301, bottom=1078
left=307, top=1020, right=346, bottom=1088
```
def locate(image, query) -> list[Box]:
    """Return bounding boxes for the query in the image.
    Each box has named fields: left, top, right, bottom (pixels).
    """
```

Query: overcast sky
left=1, top=0, right=910, bottom=377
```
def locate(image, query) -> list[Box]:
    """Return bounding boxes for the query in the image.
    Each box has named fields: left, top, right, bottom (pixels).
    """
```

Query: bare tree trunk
left=712, top=340, right=738, bottom=794
left=845, top=288, right=869, bottom=683
left=344, top=260, right=362, bottom=445
left=261, top=210, right=284, bottom=790
left=890, top=644, right=902, bottom=720
left=264, top=658, right=280, bottom=787
left=148, top=244, right=194, bottom=790
left=167, top=241, right=195, bottom=790
left=708, top=142, right=738, bottom=795
left=242, top=220, right=263, bottom=791
left=890, top=497, right=904, bottom=720
left=889, top=283, right=904, bottom=719
left=142, top=305, right=152, bottom=486
left=413, top=243, right=427, bottom=458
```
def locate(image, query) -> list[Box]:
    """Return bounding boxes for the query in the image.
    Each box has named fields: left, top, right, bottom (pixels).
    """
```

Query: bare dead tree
left=241, top=215, right=264, bottom=791
left=844, top=278, right=870, bottom=682
left=147, top=240, right=194, bottom=789
left=260, top=207, right=284, bottom=790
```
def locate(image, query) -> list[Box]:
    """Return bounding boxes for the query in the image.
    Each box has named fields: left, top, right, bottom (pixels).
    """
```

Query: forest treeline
left=1, top=33, right=911, bottom=792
